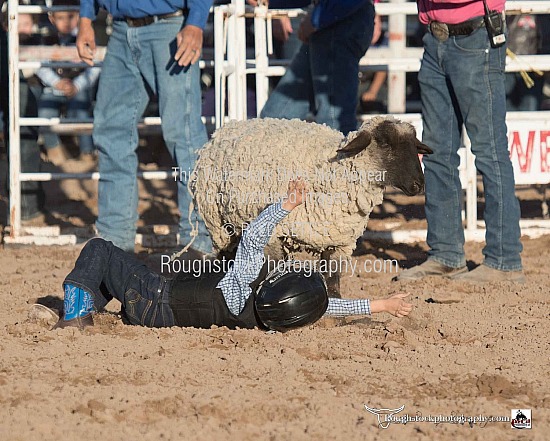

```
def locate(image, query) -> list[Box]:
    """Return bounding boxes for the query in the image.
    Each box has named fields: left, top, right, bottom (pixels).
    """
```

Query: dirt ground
left=0, top=146, right=549, bottom=441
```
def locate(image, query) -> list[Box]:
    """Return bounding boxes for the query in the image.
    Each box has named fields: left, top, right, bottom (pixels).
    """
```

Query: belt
left=429, top=17, right=485, bottom=42
left=125, top=9, right=187, bottom=28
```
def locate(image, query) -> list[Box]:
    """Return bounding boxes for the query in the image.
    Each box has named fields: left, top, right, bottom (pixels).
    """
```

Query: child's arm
left=326, top=297, right=371, bottom=316
left=361, top=71, right=387, bottom=102
left=217, top=178, right=305, bottom=316
left=326, top=293, right=413, bottom=318
left=72, top=66, right=101, bottom=93
left=36, top=67, right=62, bottom=88
left=36, top=68, right=76, bottom=96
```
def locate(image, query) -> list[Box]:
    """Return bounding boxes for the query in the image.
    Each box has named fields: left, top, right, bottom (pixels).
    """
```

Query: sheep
left=191, top=116, right=431, bottom=257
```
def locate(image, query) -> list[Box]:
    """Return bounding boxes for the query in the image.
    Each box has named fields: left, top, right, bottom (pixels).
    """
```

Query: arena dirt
left=0, top=160, right=548, bottom=440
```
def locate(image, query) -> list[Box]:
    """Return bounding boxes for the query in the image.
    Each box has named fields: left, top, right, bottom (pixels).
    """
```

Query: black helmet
left=255, top=261, right=329, bottom=332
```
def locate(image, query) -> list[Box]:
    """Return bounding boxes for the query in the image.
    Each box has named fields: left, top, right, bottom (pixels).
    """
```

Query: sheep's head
left=336, top=118, right=432, bottom=196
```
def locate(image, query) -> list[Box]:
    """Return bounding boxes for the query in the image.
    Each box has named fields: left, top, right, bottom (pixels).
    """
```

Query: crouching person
left=53, top=179, right=413, bottom=331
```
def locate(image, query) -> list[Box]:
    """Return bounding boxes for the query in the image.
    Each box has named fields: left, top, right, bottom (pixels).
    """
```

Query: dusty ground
left=0, top=143, right=549, bottom=440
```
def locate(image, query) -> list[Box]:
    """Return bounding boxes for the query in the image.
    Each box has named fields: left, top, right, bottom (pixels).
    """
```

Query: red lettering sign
left=540, top=131, right=550, bottom=173
left=509, top=131, right=535, bottom=173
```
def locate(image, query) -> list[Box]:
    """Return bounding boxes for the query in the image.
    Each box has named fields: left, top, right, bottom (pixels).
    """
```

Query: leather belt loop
left=158, top=276, right=173, bottom=304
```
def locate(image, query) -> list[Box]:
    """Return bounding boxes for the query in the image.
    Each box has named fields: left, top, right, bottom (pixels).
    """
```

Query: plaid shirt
left=217, top=202, right=371, bottom=317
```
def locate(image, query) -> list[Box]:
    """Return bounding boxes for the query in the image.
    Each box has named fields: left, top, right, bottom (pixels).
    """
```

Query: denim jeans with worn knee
left=65, top=238, right=175, bottom=327
left=260, top=3, right=374, bottom=135
left=418, top=26, right=522, bottom=271
left=93, top=16, right=212, bottom=253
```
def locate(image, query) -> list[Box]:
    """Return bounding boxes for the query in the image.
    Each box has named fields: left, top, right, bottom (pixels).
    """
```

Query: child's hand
left=54, top=78, right=71, bottom=92
left=370, top=293, right=413, bottom=317
left=383, top=293, right=413, bottom=317
left=282, top=177, right=307, bottom=211
left=54, top=79, right=77, bottom=97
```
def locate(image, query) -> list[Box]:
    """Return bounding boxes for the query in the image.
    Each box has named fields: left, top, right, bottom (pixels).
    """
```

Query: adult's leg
left=446, top=29, right=522, bottom=271
left=93, top=21, right=150, bottom=252
left=418, top=32, right=466, bottom=268
left=61, top=238, right=175, bottom=327
left=142, top=16, right=212, bottom=253
left=66, top=88, right=94, bottom=154
left=309, top=3, right=374, bottom=135
left=260, top=43, right=314, bottom=120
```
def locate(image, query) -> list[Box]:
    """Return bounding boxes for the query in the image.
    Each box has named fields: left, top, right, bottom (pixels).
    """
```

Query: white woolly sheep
left=191, top=117, right=432, bottom=263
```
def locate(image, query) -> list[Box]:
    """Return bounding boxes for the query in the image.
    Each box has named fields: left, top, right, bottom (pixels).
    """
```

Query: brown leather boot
left=52, top=313, right=94, bottom=330
left=449, top=264, right=526, bottom=284
left=393, top=259, right=467, bottom=281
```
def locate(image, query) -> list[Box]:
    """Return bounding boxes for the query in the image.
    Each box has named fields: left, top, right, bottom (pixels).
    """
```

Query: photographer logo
left=511, top=409, right=531, bottom=429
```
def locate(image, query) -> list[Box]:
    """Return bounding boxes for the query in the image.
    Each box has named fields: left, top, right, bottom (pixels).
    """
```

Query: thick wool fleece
left=192, top=118, right=390, bottom=257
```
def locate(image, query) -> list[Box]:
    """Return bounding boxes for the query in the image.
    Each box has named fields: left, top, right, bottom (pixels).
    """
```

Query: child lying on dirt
left=52, top=178, right=413, bottom=332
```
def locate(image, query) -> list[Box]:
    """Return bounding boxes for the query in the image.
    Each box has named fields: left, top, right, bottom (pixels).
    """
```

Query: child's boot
left=52, top=284, right=95, bottom=330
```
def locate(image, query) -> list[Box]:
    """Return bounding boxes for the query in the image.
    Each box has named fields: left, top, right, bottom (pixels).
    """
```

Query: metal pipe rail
left=6, top=0, right=241, bottom=242
left=247, top=0, right=550, bottom=114
left=20, top=171, right=173, bottom=182
left=17, top=5, right=81, bottom=13
left=19, top=116, right=219, bottom=127
left=7, top=0, right=550, bottom=245
left=244, top=0, right=550, bottom=241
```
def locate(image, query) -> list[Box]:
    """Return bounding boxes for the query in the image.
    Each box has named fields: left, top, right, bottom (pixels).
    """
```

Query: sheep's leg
left=320, top=250, right=341, bottom=299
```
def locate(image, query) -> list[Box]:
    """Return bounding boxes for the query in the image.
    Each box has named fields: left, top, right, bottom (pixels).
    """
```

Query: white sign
left=507, top=121, right=550, bottom=185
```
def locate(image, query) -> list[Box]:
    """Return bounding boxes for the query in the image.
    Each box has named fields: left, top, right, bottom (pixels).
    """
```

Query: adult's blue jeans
left=260, top=3, right=374, bottom=135
left=38, top=87, right=95, bottom=153
left=418, top=26, right=523, bottom=271
left=65, top=238, right=175, bottom=327
left=93, top=16, right=212, bottom=253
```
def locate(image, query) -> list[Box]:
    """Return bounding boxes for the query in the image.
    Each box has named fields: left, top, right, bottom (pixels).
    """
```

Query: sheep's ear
left=337, top=131, right=372, bottom=158
left=416, top=141, right=433, bottom=155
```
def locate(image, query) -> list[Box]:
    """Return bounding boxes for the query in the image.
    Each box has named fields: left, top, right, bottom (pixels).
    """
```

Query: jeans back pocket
left=124, top=288, right=153, bottom=326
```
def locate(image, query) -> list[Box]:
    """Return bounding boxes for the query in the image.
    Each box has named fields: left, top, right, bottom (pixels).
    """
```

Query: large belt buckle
left=430, top=21, right=450, bottom=42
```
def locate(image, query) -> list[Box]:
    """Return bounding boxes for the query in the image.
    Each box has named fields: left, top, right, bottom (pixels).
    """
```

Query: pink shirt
left=417, top=0, right=506, bottom=24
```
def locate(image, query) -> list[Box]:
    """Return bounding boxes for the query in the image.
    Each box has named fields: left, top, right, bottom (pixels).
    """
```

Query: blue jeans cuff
left=428, top=256, right=466, bottom=269
left=482, top=261, right=523, bottom=272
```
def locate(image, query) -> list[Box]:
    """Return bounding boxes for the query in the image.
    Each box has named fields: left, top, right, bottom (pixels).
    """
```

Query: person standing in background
left=259, top=0, right=375, bottom=135
left=37, top=0, right=99, bottom=165
left=77, top=0, right=214, bottom=254
left=397, top=0, right=525, bottom=283
left=358, top=12, right=388, bottom=114
left=505, top=13, right=544, bottom=111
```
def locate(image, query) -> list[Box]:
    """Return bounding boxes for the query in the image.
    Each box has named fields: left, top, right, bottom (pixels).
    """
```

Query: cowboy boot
left=52, top=284, right=95, bottom=330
